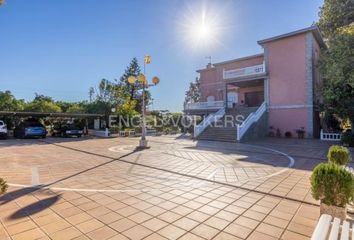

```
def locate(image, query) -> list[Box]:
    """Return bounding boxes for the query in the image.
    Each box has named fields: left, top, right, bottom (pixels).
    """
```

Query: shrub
left=311, top=163, right=353, bottom=207
left=295, top=127, right=305, bottom=139
left=285, top=131, right=292, bottom=138
left=328, top=145, right=350, bottom=165
left=0, top=178, right=8, bottom=194
left=341, top=132, right=354, bottom=147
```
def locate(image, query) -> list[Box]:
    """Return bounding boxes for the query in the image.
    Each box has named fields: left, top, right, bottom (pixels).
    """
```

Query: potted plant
left=328, top=145, right=350, bottom=166
left=311, top=163, right=353, bottom=220
left=0, top=177, right=8, bottom=194
left=268, top=126, right=275, bottom=137
left=276, top=128, right=281, bottom=137
left=285, top=131, right=292, bottom=138
left=295, top=127, right=306, bottom=139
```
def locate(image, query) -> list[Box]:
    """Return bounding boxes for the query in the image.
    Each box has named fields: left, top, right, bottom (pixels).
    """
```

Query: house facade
left=184, top=26, right=326, bottom=141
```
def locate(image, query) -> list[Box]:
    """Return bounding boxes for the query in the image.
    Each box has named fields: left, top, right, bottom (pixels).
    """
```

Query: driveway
left=0, top=135, right=335, bottom=240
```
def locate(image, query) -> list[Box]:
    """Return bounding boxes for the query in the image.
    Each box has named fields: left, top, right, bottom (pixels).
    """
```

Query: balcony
left=184, top=101, right=224, bottom=111
left=223, top=62, right=266, bottom=80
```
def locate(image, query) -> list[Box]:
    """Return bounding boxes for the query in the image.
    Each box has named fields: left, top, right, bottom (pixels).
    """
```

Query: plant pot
left=320, top=202, right=347, bottom=220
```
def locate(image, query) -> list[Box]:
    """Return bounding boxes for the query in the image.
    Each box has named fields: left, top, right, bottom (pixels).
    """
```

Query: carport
left=0, top=111, right=104, bottom=135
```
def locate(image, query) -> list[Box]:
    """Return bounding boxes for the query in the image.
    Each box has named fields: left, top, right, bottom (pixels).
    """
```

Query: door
left=207, top=96, right=215, bottom=107
left=245, top=91, right=264, bottom=107
left=227, top=92, right=238, bottom=108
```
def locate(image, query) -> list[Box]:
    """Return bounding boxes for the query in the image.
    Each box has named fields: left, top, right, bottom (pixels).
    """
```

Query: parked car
left=0, top=120, right=8, bottom=139
left=52, top=123, right=83, bottom=137
left=14, top=121, right=47, bottom=138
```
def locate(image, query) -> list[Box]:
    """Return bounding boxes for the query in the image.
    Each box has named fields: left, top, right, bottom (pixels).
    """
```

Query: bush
left=0, top=178, right=8, bottom=194
left=311, top=163, right=353, bottom=207
left=341, top=132, right=354, bottom=147
left=328, top=145, right=350, bottom=165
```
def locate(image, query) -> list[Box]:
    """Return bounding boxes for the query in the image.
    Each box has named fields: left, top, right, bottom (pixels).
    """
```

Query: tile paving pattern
left=0, top=136, right=340, bottom=239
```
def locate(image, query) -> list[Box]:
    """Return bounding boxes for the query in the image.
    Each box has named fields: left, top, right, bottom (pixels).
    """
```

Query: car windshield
left=67, top=124, right=81, bottom=130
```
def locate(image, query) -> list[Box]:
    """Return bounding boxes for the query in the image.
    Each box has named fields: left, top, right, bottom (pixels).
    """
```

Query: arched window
left=206, top=96, right=215, bottom=106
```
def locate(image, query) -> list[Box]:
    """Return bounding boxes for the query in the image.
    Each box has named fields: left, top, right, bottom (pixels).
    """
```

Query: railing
left=194, top=107, right=225, bottom=138
left=320, top=129, right=341, bottom=141
left=185, top=101, right=224, bottom=110
left=237, top=102, right=266, bottom=141
left=223, top=62, right=265, bottom=80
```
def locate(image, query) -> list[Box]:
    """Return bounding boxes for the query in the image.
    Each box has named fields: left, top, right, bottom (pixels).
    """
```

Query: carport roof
left=0, top=111, right=103, bottom=118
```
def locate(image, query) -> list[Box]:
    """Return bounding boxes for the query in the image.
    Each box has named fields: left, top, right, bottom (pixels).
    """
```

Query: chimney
left=206, top=63, right=213, bottom=69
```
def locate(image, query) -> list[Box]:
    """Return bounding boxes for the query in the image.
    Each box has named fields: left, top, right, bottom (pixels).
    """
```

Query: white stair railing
left=194, top=107, right=225, bottom=138
left=237, top=102, right=266, bottom=141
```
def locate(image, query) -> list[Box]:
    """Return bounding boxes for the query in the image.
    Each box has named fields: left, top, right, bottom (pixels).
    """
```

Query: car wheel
left=42, top=135, right=46, bottom=139
left=77, top=135, right=82, bottom=138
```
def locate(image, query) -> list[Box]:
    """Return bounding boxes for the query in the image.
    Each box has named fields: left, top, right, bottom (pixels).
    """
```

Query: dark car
left=14, top=121, right=47, bottom=138
left=53, top=123, right=83, bottom=137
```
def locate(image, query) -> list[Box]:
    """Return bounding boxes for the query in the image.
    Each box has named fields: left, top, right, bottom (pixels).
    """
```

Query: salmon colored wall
left=199, top=55, right=264, bottom=102
left=265, top=33, right=311, bottom=135
left=267, top=34, right=307, bottom=106
left=199, top=68, right=223, bottom=101
left=269, top=109, right=308, bottom=136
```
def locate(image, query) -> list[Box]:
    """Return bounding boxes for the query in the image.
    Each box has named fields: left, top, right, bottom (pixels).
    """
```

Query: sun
left=180, top=8, right=222, bottom=49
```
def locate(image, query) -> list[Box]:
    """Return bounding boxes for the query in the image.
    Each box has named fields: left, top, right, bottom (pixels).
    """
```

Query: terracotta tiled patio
left=0, top=135, right=341, bottom=239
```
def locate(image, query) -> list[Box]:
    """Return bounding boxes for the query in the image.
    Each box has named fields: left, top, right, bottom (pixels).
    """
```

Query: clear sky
left=0, top=0, right=323, bottom=112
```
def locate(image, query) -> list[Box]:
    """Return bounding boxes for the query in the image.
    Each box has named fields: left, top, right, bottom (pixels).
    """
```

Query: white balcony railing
left=223, top=62, right=265, bottom=80
left=184, top=101, right=224, bottom=110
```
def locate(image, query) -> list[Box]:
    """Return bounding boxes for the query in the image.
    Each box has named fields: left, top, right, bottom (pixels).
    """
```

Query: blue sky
left=0, top=0, right=323, bottom=112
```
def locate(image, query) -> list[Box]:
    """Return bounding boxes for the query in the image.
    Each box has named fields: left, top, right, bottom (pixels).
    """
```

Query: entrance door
left=227, top=92, right=238, bottom=108
left=245, top=91, right=264, bottom=107
left=207, top=96, right=215, bottom=107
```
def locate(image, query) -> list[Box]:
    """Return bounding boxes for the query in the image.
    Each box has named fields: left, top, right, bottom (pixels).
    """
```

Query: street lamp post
left=128, top=57, right=160, bottom=149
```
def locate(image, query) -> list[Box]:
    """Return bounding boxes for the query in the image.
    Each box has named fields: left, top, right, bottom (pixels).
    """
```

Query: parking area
left=0, top=136, right=334, bottom=240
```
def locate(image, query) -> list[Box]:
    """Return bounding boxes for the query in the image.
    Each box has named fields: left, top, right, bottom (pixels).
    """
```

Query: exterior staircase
left=197, top=107, right=257, bottom=142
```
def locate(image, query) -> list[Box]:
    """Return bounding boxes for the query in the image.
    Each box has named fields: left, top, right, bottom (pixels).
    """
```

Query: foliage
left=328, top=145, right=350, bottom=165
left=116, top=98, right=138, bottom=119
left=0, top=91, right=25, bottom=111
left=318, top=0, right=354, bottom=133
left=295, top=127, right=305, bottom=139
left=311, top=163, right=353, bottom=207
left=24, top=94, right=61, bottom=112
left=118, top=58, right=151, bottom=113
left=184, top=77, right=201, bottom=106
left=0, top=178, right=8, bottom=194
left=318, top=0, right=354, bottom=39
left=341, top=132, right=354, bottom=147
left=324, top=112, right=341, bottom=132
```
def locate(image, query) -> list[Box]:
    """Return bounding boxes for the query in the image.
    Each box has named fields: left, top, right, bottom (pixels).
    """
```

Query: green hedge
left=311, top=163, right=353, bottom=207
left=328, top=145, right=350, bottom=165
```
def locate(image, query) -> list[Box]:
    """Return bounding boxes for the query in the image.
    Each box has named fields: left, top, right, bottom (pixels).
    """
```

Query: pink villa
left=184, top=26, right=326, bottom=142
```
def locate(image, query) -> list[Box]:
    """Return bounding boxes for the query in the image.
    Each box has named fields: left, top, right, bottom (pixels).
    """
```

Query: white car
left=0, top=120, right=8, bottom=138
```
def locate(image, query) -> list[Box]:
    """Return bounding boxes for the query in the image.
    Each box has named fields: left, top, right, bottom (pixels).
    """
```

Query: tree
left=0, top=91, right=25, bottom=111
left=119, top=58, right=141, bottom=100
left=318, top=0, right=354, bottom=39
left=184, top=77, right=201, bottom=106
left=118, top=58, right=151, bottom=113
left=319, top=23, right=354, bottom=132
left=25, top=93, right=62, bottom=112
left=318, top=0, right=354, bottom=133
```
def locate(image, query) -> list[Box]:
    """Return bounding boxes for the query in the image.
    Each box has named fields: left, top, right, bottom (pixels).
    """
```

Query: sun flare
left=179, top=7, right=225, bottom=49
